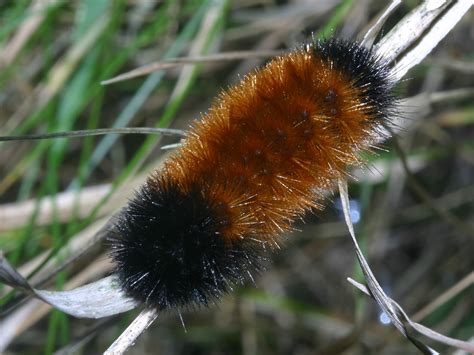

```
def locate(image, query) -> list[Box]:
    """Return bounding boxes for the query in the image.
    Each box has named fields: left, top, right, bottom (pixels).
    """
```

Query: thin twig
left=0, top=127, right=186, bottom=142
left=340, top=180, right=474, bottom=354
left=412, top=272, right=474, bottom=322
left=103, top=308, right=159, bottom=355
left=101, top=50, right=282, bottom=85
left=361, top=0, right=402, bottom=48
left=391, top=0, right=474, bottom=81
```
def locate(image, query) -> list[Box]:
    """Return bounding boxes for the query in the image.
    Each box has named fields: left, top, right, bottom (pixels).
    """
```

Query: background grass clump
left=0, top=1, right=473, bottom=354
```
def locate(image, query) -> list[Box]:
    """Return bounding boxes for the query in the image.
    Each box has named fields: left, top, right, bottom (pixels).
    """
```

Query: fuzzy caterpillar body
left=110, top=38, right=395, bottom=310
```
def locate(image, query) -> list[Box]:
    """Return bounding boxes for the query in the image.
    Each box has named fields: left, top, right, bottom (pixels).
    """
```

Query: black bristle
left=312, top=38, right=396, bottom=121
left=109, top=178, right=265, bottom=310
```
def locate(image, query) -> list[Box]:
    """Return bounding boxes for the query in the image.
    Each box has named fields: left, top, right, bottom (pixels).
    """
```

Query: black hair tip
left=108, top=178, right=266, bottom=311
left=311, top=37, right=397, bottom=122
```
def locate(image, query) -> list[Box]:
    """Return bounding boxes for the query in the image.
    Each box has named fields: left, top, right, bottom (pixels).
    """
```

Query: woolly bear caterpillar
left=109, top=38, right=396, bottom=310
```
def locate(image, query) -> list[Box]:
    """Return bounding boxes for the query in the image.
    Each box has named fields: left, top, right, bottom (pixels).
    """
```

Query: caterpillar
left=109, top=38, right=396, bottom=311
